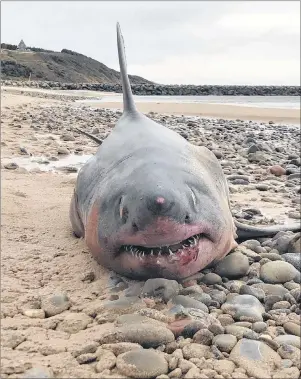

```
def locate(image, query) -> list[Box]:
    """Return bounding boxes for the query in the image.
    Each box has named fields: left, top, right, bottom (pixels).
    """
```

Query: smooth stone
left=212, top=334, right=237, bottom=353
left=214, top=252, right=249, bottom=279
left=287, top=233, right=301, bottom=254
left=116, top=349, right=168, bottom=378
left=229, top=338, right=282, bottom=378
left=274, top=335, right=301, bottom=349
left=221, top=294, right=265, bottom=322
left=283, top=322, right=301, bottom=337
left=252, top=283, right=289, bottom=298
left=141, top=278, right=180, bottom=302
left=239, top=284, right=265, bottom=301
left=22, top=367, right=54, bottom=378
left=282, top=253, right=300, bottom=270
left=22, top=309, right=45, bottom=319
left=182, top=343, right=210, bottom=359
left=41, top=292, right=70, bottom=317
left=252, top=321, right=267, bottom=333
left=171, top=295, right=208, bottom=313
left=260, top=261, right=299, bottom=284
left=202, top=273, right=222, bottom=285
left=98, top=323, right=175, bottom=348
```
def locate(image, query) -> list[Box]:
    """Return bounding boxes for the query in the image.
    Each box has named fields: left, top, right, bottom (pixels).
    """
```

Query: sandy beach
left=1, top=89, right=300, bottom=379
left=88, top=101, right=301, bottom=124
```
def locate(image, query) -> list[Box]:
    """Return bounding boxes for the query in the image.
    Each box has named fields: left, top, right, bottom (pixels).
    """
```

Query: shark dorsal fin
left=116, top=22, right=137, bottom=114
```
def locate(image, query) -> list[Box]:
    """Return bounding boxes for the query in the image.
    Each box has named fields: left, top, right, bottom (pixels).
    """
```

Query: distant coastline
left=1, top=79, right=300, bottom=97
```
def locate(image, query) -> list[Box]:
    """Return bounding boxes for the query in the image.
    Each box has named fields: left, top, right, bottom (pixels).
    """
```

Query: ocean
left=80, top=95, right=300, bottom=110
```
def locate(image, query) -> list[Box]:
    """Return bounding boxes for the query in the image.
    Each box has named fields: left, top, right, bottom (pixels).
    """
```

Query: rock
left=283, top=322, right=300, bottom=337
left=56, top=312, right=92, bottom=333
left=202, top=273, right=222, bottom=285
left=76, top=353, right=97, bottom=364
left=282, top=253, right=300, bottom=270
left=252, top=283, right=289, bottom=298
left=256, top=184, right=269, bottom=191
left=212, top=334, right=237, bottom=353
left=22, top=366, right=54, bottom=378
left=98, top=323, right=175, bottom=348
left=4, top=162, right=18, bottom=170
left=193, top=329, right=214, bottom=345
left=252, top=321, right=267, bottom=333
left=41, top=292, right=70, bottom=317
left=248, top=151, right=267, bottom=163
left=95, top=348, right=116, bottom=372
left=214, top=252, right=249, bottom=279
left=141, top=279, right=180, bottom=302
left=274, top=335, right=301, bottom=349
left=239, top=284, right=265, bottom=301
left=57, top=147, right=70, bottom=155
left=260, top=261, right=299, bottom=283
left=272, top=367, right=301, bottom=379
left=116, top=349, right=168, bottom=378
left=167, top=319, right=205, bottom=338
left=269, top=165, right=286, bottom=176
left=213, top=359, right=236, bottom=374
left=230, top=338, right=282, bottom=378
left=61, top=133, right=75, bottom=141
left=101, top=342, right=142, bottom=355
left=182, top=343, right=210, bottom=359
left=22, top=309, right=45, bottom=319
left=287, top=233, right=301, bottom=254
left=221, top=295, right=265, bottom=322
left=171, top=295, right=208, bottom=313
left=278, top=344, right=300, bottom=369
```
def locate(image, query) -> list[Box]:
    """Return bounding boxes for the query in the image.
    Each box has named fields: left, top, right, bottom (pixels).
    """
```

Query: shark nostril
left=132, top=222, right=139, bottom=232
left=185, top=214, right=191, bottom=223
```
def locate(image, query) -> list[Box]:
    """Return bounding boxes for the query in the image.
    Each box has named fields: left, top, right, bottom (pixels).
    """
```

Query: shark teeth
left=122, top=233, right=204, bottom=258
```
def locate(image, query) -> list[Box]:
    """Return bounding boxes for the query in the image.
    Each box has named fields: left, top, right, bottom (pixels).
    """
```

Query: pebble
left=269, top=165, right=286, bottom=176
left=57, top=147, right=70, bottom=155
left=212, top=334, right=237, bottom=353
left=22, top=309, right=45, bottom=319
left=260, top=261, right=299, bottom=283
left=274, top=335, right=301, bottom=349
left=116, top=349, right=168, bottom=378
left=4, top=162, right=19, bottom=170
left=229, top=338, right=282, bottom=378
left=221, top=294, right=265, bottom=322
left=56, top=312, right=92, bottom=333
left=95, top=348, right=117, bottom=372
left=282, top=253, right=300, bottom=270
left=98, top=323, right=175, bottom=348
left=239, top=284, right=265, bottom=301
left=193, top=329, right=214, bottom=345
left=252, top=321, right=267, bottom=333
left=202, top=273, right=222, bottom=285
left=283, top=322, right=301, bottom=337
left=141, top=278, right=180, bottom=302
left=214, top=252, right=249, bottom=279
left=22, top=366, right=54, bottom=378
left=182, top=343, right=210, bottom=359
left=171, top=295, right=209, bottom=313
left=41, top=292, right=70, bottom=317
left=252, top=283, right=289, bottom=298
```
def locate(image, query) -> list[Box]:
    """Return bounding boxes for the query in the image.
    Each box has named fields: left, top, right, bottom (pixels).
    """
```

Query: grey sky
left=1, top=1, right=300, bottom=85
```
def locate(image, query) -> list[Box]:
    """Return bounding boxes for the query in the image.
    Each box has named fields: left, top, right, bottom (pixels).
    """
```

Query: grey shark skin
left=70, top=23, right=300, bottom=280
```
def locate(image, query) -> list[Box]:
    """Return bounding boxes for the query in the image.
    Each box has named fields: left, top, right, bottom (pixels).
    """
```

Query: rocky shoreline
left=1, top=91, right=301, bottom=379
left=2, top=79, right=301, bottom=96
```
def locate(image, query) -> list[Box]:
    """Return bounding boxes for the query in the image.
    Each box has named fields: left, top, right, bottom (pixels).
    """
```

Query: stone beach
left=1, top=87, right=300, bottom=379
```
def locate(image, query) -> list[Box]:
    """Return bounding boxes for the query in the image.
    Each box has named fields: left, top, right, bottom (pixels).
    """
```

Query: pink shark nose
left=156, top=197, right=165, bottom=205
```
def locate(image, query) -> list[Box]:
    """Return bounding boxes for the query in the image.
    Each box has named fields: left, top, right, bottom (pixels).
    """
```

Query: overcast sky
left=1, top=1, right=300, bottom=85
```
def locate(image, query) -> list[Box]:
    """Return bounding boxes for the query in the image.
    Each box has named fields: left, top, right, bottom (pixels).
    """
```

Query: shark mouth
left=119, top=233, right=210, bottom=265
